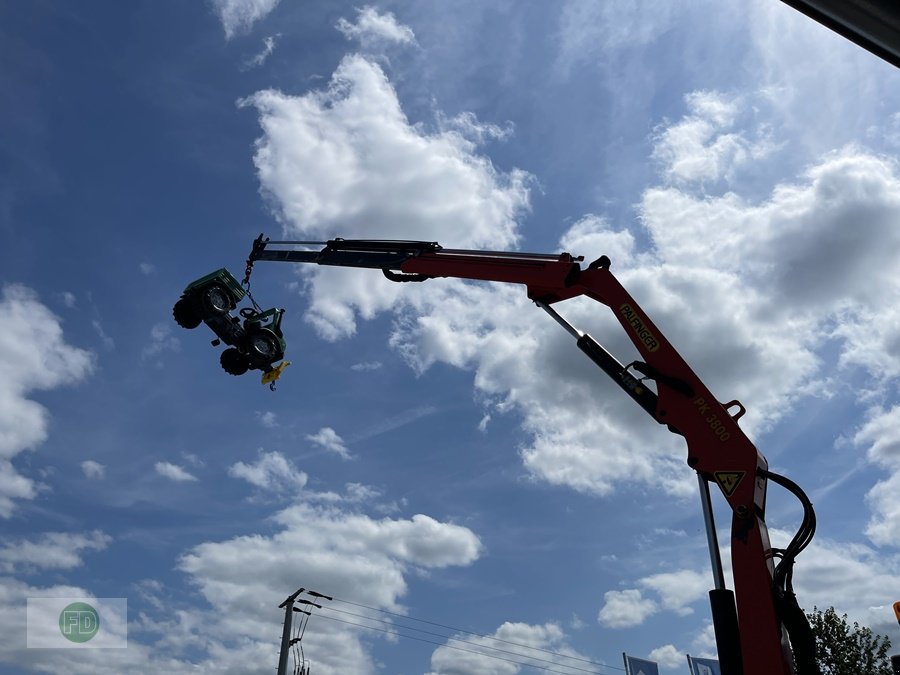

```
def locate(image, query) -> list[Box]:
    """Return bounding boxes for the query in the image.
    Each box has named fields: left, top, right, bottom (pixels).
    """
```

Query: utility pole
left=276, top=588, right=304, bottom=675
left=276, top=588, right=334, bottom=675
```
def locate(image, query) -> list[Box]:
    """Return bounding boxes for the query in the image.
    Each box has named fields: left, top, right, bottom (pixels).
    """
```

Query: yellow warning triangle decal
left=714, top=471, right=745, bottom=497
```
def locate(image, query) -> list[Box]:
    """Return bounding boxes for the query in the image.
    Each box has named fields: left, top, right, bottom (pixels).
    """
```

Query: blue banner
left=688, top=656, right=721, bottom=675
left=623, top=654, right=660, bottom=675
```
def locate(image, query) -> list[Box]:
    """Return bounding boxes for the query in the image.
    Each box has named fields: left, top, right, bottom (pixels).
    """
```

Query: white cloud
left=639, top=570, right=708, bottom=615
left=210, top=0, right=280, bottom=39
left=228, top=449, right=307, bottom=494
left=92, top=318, right=115, bottom=350
left=746, top=1, right=899, bottom=157
left=852, top=406, right=900, bottom=546
left=864, top=472, right=900, bottom=547
left=0, top=530, right=110, bottom=573
left=336, top=7, right=416, bottom=48
left=597, top=589, right=657, bottom=628
left=768, top=529, right=900, bottom=641
left=60, top=291, right=76, bottom=308
left=477, top=414, right=491, bottom=432
left=241, top=54, right=530, bottom=339
left=651, top=91, right=774, bottom=185
left=426, top=621, right=588, bottom=675
left=0, top=578, right=196, bottom=674
left=177, top=502, right=482, bottom=674
left=139, top=261, right=155, bottom=275
left=240, top=39, right=900, bottom=515
left=597, top=569, right=707, bottom=628
left=556, top=0, right=681, bottom=75
left=243, top=35, right=278, bottom=70
left=154, top=461, right=197, bottom=482
left=256, top=410, right=278, bottom=428
left=81, top=460, right=105, bottom=479
left=605, top=530, right=900, bottom=646
left=0, top=285, right=93, bottom=517
left=351, top=360, right=382, bottom=372
left=306, top=427, right=351, bottom=459
left=141, top=322, right=180, bottom=361
left=648, top=644, right=684, bottom=669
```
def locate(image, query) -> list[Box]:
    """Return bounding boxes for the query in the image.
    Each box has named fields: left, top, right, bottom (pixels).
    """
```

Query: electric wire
left=328, top=596, right=622, bottom=671
left=312, top=613, right=619, bottom=675
left=316, top=605, right=610, bottom=674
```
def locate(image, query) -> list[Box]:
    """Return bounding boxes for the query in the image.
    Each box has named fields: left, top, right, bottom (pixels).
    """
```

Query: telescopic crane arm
left=247, top=234, right=818, bottom=675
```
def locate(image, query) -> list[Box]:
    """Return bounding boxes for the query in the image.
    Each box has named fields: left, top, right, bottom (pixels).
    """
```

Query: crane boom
left=246, top=234, right=818, bottom=675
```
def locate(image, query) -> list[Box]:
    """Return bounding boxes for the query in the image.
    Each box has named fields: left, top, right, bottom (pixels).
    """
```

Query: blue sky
left=3, top=1, right=900, bottom=673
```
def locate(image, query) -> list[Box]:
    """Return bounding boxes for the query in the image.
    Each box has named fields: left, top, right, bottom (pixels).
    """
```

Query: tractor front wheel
left=220, top=348, right=249, bottom=376
left=247, top=331, right=281, bottom=365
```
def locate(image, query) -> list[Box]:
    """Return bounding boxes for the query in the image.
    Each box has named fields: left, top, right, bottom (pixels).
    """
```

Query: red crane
left=244, top=235, right=819, bottom=675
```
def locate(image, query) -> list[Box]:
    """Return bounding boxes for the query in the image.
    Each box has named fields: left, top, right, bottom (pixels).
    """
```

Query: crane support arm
left=247, top=234, right=815, bottom=675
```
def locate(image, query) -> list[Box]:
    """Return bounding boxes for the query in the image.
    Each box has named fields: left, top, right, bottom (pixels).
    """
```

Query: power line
left=329, top=596, right=625, bottom=672
left=318, top=605, right=617, bottom=675
left=315, top=613, right=615, bottom=675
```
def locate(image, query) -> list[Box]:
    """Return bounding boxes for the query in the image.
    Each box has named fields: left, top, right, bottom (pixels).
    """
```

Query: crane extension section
left=245, top=234, right=818, bottom=675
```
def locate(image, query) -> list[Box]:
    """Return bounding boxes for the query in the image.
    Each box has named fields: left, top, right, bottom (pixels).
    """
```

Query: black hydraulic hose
left=760, top=469, right=819, bottom=675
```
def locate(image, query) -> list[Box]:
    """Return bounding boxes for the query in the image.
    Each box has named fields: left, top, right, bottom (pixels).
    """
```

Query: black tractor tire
left=220, top=348, right=249, bottom=376
left=200, top=283, right=233, bottom=317
left=173, top=298, right=202, bottom=329
left=247, top=330, right=282, bottom=364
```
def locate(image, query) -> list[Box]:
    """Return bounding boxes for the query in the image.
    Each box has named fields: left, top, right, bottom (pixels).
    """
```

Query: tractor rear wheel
left=201, top=283, right=232, bottom=317
left=173, top=298, right=201, bottom=329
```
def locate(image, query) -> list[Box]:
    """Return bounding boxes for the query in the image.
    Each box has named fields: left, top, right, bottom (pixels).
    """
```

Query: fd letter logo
left=59, top=602, right=100, bottom=643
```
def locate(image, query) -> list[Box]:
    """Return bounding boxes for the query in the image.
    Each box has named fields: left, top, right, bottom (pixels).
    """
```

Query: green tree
left=807, top=606, right=893, bottom=675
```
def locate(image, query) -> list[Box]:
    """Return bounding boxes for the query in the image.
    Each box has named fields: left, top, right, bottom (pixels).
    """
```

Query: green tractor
left=173, top=268, right=287, bottom=376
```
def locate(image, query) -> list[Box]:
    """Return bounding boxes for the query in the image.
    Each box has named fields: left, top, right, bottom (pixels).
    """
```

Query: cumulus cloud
left=178, top=502, right=482, bottom=674
left=306, top=427, right=351, bottom=459
left=787, top=531, right=900, bottom=637
left=597, top=589, right=657, bottom=628
left=597, top=569, right=708, bottom=628
left=426, top=621, right=590, bottom=675
left=0, top=578, right=195, bottom=674
left=0, top=530, right=110, bottom=573
left=651, top=91, right=774, bottom=185
left=228, top=449, right=307, bottom=494
left=852, top=406, right=900, bottom=546
left=0, top=285, right=93, bottom=517
left=240, top=35, right=900, bottom=523
left=639, top=570, right=708, bottom=615
left=336, top=6, right=416, bottom=48
left=649, top=644, right=684, bottom=669
left=241, top=54, right=530, bottom=339
left=210, top=0, right=280, bottom=39
left=154, top=461, right=198, bottom=482
left=602, top=528, right=900, bottom=647
left=81, top=460, right=105, bottom=479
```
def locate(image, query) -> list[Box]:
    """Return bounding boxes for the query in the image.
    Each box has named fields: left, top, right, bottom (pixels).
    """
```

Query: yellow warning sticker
left=714, top=471, right=745, bottom=497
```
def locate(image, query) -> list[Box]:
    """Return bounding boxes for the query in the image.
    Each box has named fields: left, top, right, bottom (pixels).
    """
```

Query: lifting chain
left=240, top=257, right=263, bottom=312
